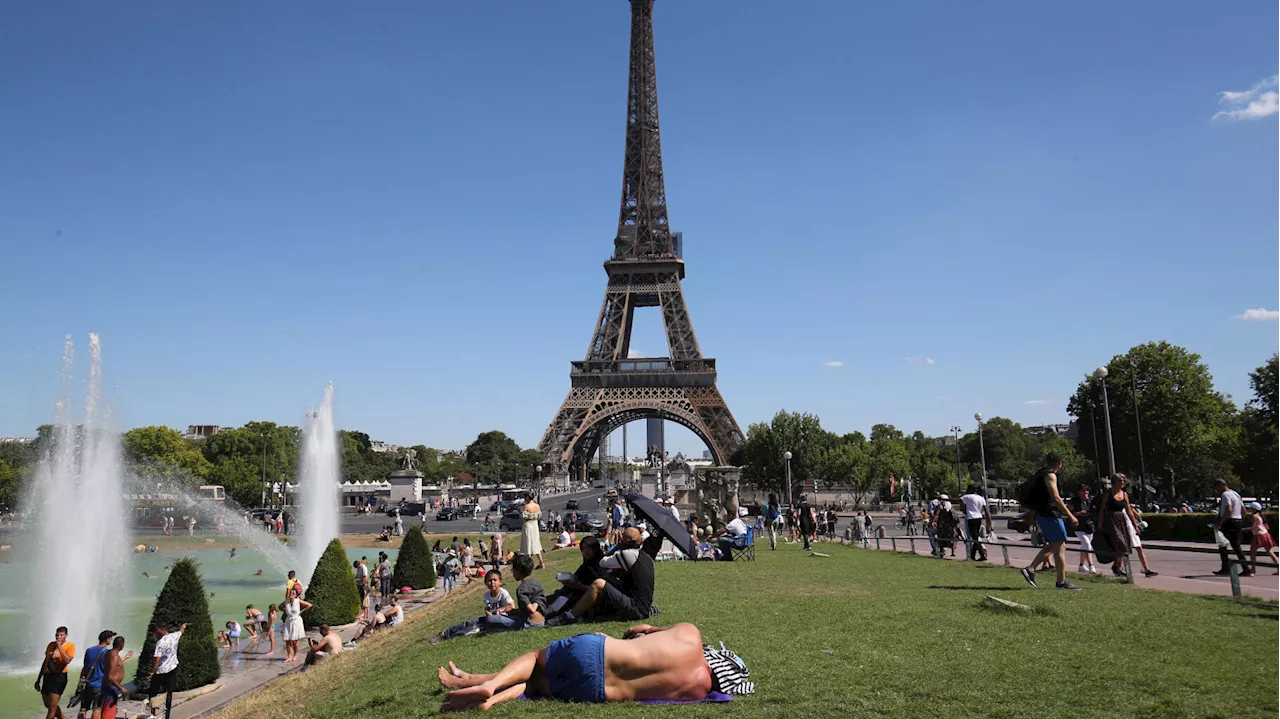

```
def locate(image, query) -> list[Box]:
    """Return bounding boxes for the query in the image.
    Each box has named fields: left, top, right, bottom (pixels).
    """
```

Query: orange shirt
left=44, top=641, right=76, bottom=673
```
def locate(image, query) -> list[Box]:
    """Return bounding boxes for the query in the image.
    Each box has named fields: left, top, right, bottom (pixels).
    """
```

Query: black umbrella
left=623, top=492, right=698, bottom=560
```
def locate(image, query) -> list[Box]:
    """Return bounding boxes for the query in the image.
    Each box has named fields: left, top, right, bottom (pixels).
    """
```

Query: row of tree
left=739, top=344, right=1276, bottom=503
left=0, top=423, right=545, bottom=511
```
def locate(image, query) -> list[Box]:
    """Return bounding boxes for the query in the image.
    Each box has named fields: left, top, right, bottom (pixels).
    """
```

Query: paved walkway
left=839, top=530, right=1279, bottom=600
left=100, top=578, right=470, bottom=719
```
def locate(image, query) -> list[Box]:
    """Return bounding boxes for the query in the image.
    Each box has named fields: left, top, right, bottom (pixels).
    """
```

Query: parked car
left=488, top=501, right=502, bottom=512
left=458, top=504, right=481, bottom=519
left=565, top=499, right=579, bottom=510
left=436, top=507, right=458, bottom=521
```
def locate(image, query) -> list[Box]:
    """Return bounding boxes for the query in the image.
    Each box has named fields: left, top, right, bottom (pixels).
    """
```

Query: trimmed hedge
left=134, top=557, right=221, bottom=693
left=303, top=538, right=362, bottom=629
left=1140, top=512, right=1278, bottom=542
left=393, top=524, right=436, bottom=590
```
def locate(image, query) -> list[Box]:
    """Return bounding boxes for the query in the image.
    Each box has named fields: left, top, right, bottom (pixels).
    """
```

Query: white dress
left=281, top=598, right=305, bottom=641
left=521, top=510, right=543, bottom=556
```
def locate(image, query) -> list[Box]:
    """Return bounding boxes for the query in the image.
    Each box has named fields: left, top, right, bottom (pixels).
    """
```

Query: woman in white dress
left=280, top=586, right=312, bottom=663
left=520, top=493, right=546, bottom=569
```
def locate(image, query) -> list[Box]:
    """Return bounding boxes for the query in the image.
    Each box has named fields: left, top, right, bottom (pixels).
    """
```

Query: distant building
left=1026, top=423, right=1076, bottom=439
left=184, top=425, right=221, bottom=440
left=0, top=437, right=35, bottom=444
left=369, top=440, right=400, bottom=454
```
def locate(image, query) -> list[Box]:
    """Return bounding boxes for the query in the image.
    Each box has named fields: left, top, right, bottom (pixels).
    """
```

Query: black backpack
left=1018, top=468, right=1049, bottom=511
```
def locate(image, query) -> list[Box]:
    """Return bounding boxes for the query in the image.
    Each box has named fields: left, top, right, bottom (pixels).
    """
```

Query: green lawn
left=216, top=540, right=1279, bottom=719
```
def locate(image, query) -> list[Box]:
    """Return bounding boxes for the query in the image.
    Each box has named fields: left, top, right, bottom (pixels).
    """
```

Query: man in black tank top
left=1018, top=452, right=1082, bottom=591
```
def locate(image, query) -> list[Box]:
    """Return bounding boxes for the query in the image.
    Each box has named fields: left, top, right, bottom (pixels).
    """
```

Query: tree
left=1067, top=342, right=1238, bottom=499
left=393, top=525, right=437, bottom=590
left=465, top=431, right=523, bottom=470
left=121, top=426, right=213, bottom=485
left=741, top=410, right=837, bottom=495
left=303, top=538, right=362, bottom=629
left=1248, top=354, right=1278, bottom=428
left=201, top=423, right=302, bottom=504
left=0, top=458, right=19, bottom=511
left=134, top=557, right=220, bottom=693
left=868, top=425, right=911, bottom=496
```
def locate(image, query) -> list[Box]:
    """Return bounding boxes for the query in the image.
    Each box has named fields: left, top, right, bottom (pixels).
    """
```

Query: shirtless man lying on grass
left=436, top=622, right=752, bottom=712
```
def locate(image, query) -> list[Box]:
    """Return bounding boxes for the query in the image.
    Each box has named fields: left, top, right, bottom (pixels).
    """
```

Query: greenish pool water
left=0, top=546, right=395, bottom=719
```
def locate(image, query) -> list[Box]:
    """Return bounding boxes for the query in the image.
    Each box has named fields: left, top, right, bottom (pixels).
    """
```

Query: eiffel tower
left=538, top=0, right=744, bottom=481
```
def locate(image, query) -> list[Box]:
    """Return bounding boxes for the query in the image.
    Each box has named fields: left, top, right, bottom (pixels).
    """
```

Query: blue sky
left=1, top=1, right=1276, bottom=456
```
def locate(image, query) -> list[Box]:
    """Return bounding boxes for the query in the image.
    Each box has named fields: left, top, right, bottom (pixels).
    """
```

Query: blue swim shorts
left=1036, top=515, right=1069, bottom=543
left=543, top=633, right=606, bottom=703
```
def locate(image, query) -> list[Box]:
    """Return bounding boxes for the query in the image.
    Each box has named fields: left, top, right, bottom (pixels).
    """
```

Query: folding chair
left=730, top=527, right=756, bottom=562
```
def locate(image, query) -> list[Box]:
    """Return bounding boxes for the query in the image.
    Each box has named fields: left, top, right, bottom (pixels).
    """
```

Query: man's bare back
left=604, top=624, right=710, bottom=701
left=437, top=623, right=712, bottom=712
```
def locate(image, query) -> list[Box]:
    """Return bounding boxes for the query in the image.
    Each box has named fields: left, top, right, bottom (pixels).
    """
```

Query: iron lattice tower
left=538, top=0, right=744, bottom=479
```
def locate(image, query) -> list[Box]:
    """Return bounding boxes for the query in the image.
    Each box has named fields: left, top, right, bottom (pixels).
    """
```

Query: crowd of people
left=37, top=623, right=185, bottom=719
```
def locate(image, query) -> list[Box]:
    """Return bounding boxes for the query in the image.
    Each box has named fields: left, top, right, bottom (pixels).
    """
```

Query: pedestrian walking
left=1244, top=502, right=1279, bottom=574
left=798, top=494, right=816, bottom=550
left=960, top=485, right=991, bottom=562
left=37, top=625, right=74, bottom=719
left=1097, top=475, right=1156, bottom=577
left=1068, top=485, right=1099, bottom=574
left=1018, top=452, right=1083, bottom=591
left=763, top=493, right=781, bottom=550
left=1212, top=479, right=1253, bottom=577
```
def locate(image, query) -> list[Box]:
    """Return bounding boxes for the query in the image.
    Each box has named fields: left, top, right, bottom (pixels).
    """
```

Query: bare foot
left=438, top=666, right=467, bottom=689
left=441, top=685, right=494, bottom=712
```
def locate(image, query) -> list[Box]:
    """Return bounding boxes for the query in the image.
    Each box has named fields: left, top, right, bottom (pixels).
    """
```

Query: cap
left=939, top=494, right=950, bottom=500
left=738, top=507, right=749, bottom=517
left=98, top=630, right=117, bottom=643
left=1248, top=501, right=1263, bottom=511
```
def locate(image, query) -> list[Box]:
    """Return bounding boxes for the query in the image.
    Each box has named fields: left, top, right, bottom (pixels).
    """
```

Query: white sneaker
left=1088, top=565, right=1100, bottom=575
left=1078, top=565, right=1089, bottom=575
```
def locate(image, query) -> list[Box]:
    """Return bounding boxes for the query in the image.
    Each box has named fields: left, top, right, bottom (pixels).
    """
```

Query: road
left=340, top=487, right=608, bottom=536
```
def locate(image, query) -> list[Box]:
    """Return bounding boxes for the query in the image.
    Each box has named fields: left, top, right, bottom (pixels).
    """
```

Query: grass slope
left=214, top=542, right=1278, bottom=719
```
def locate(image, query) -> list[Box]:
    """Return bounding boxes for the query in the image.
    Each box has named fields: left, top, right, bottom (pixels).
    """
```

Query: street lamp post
left=1095, top=366, right=1116, bottom=477
left=1128, top=358, right=1148, bottom=502
left=950, top=425, right=963, bottom=495
left=536, top=464, right=543, bottom=505
left=975, top=413, right=988, bottom=502
left=783, top=451, right=793, bottom=504
left=260, top=430, right=269, bottom=508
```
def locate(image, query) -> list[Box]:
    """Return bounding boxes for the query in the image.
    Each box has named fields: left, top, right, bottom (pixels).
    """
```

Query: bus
left=196, top=485, right=226, bottom=503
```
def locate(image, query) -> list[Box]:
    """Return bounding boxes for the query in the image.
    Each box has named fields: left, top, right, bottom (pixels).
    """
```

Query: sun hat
left=1248, top=501, right=1263, bottom=511
left=738, top=507, right=749, bottom=517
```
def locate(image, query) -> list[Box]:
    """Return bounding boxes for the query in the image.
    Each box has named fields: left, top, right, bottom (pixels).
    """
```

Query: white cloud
left=1023, top=399, right=1049, bottom=406
left=938, top=396, right=950, bottom=401
left=822, top=360, right=844, bottom=368
left=627, top=347, right=643, bottom=358
left=904, top=356, right=936, bottom=366
left=1213, top=76, right=1279, bottom=120
left=1234, top=308, right=1280, bottom=321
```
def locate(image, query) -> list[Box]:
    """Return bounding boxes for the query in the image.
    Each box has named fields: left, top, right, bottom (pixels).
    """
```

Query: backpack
left=1019, top=468, right=1050, bottom=511
left=766, top=503, right=780, bottom=522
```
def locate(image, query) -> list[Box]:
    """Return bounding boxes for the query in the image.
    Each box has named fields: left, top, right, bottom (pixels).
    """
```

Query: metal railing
left=851, top=532, right=1277, bottom=598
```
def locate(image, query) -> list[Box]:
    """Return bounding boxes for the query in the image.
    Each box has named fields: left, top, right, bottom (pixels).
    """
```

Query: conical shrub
left=133, top=556, right=220, bottom=693
left=393, top=524, right=436, bottom=590
left=303, top=538, right=361, bottom=629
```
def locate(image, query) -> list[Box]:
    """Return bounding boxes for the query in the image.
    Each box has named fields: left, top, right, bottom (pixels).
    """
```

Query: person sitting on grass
left=547, top=528, right=654, bottom=626
left=546, top=535, right=607, bottom=617
left=350, top=604, right=386, bottom=643
left=435, top=623, right=753, bottom=712
left=430, top=569, right=518, bottom=644
left=305, top=624, right=342, bottom=666
left=552, top=528, right=576, bottom=550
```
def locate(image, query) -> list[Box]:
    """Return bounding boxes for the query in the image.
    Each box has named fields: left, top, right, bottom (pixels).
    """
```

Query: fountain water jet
left=296, top=383, right=340, bottom=583
left=23, top=335, right=130, bottom=665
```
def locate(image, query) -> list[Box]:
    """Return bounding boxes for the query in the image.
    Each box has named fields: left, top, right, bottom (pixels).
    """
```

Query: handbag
left=67, top=646, right=106, bottom=708
left=1093, top=532, right=1116, bottom=566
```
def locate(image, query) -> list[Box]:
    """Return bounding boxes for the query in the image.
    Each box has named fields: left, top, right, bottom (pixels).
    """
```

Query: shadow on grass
left=1228, top=612, right=1278, bottom=621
